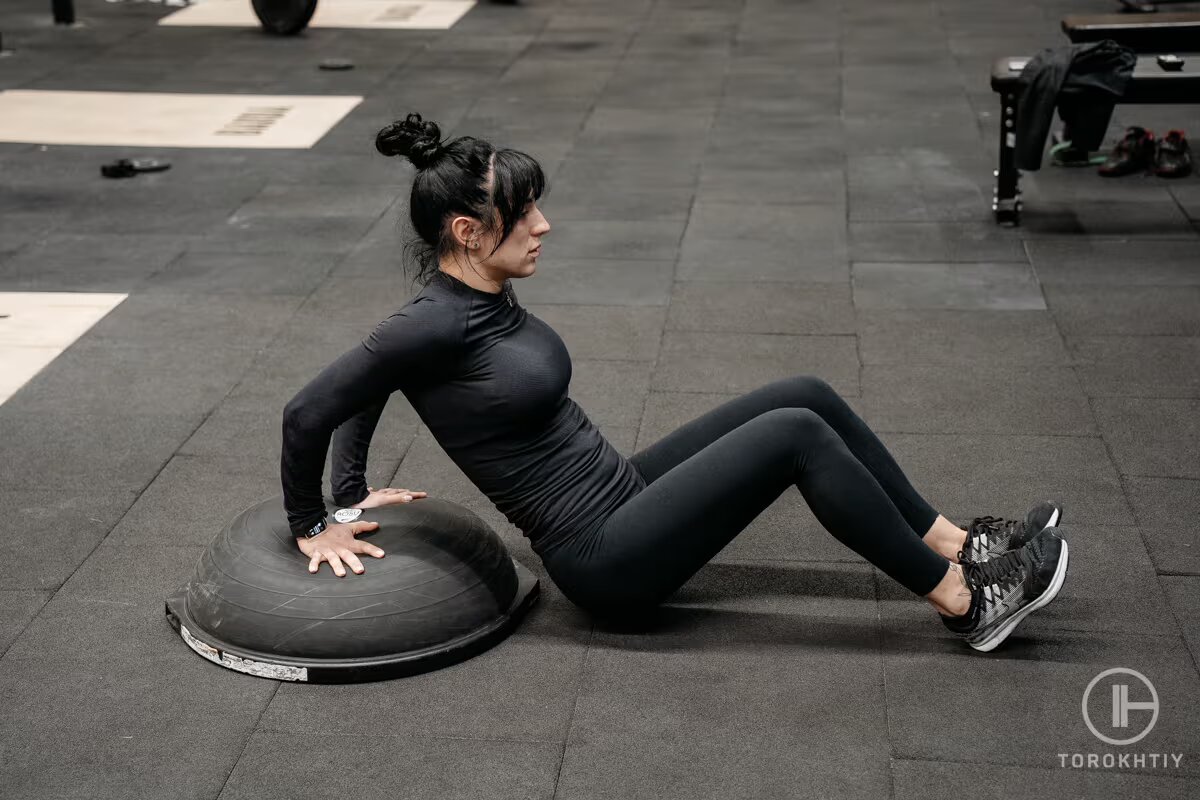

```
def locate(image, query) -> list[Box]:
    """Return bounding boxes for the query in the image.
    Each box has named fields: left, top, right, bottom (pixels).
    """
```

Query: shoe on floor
left=943, top=527, right=1070, bottom=653
left=1049, top=141, right=1106, bottom=167
left=1098, top=126, right=1155, bottom=177
left=961, top=501, right=1063, bottom=564
left=1154, top=130, right=1193, bottom=179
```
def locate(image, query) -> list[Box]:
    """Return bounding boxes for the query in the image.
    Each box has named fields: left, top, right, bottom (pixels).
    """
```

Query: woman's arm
left=280, top=295, right=463, bottom=539
left=329, top=396, right=388, bottom=508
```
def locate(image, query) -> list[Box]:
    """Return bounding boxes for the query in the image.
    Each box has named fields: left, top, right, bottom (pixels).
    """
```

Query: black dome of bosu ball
left=165, top=496, right=539, bottom=683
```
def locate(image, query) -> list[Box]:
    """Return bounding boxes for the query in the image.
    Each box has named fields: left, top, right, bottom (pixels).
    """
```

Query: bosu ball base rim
left=165, top=559, right=539, bottom=684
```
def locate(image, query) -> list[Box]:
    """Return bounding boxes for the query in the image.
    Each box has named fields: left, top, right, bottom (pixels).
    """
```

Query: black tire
left=252, top=0, right=319, bottom=36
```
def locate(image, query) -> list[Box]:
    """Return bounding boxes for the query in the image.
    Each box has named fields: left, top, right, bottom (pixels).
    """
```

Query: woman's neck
left=438, top=261, right=505, bottom=295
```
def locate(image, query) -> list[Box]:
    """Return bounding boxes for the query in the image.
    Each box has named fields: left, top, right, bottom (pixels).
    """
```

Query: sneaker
left=1154, top=130, right=1193, bottom=179
left=942, top=528, right=1069, bottom=652
left=961, top=501, right=1063, bottom=564
left=1049, top=140, right=1106, bottom=168
left=1098, top=126, right=1155, bottom=177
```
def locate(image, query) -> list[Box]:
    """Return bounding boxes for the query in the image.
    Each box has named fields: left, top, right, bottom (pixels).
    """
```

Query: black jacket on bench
left=1015, top=40, right=1137, bottom=171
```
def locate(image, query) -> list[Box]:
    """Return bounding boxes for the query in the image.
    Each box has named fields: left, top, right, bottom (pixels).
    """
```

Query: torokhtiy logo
left=1057, top=668, right=1184, bottom=770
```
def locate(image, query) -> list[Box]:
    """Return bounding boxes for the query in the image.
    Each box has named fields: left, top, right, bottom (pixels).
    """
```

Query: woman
left=280, top=113, right=1070, bottom=653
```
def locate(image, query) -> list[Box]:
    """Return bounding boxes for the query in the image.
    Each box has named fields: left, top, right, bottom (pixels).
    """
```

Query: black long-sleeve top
left=280, top=269, right=646, bottom=556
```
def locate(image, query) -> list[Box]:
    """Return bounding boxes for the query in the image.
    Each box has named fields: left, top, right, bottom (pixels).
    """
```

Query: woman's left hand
left=351, top=487, right=428, bottom=510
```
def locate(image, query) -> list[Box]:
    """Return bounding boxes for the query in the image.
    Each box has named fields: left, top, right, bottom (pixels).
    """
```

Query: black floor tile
left=1047, top=285, right=1200, bottom=337
left=652, top=330, right=860, bottom=395
left=858, top=309, right=1069, bottom=366
left=850, top=222, right=1026, bottom=263
left=879, top=627, right=1200, bottom=777
left=892, top=758, right=1200, bottom=800
left=0, top=590, right=50, bottom=656
left=852, top=261, right=1045, bottom=311
left=1124, top=476, right=1200, bottom=576
left=861, top=365, right=1096, bottom=436
left=1093, top=398, right=1200, bottom=480
left=666, top=281, right=856, bottom=334
left=221, top=731, right=561, bottom=800
left=1069, top=337, right=1200, bottom=399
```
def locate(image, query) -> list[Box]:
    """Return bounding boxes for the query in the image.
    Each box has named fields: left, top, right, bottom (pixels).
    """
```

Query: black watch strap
left=302, top=516, right=328, bottom=539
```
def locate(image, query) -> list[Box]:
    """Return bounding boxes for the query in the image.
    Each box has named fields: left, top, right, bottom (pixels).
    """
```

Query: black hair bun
left=376, top=113, right=443, bottom=170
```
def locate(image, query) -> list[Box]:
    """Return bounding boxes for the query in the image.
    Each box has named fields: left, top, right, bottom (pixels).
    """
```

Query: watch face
left=334, top=507, right=363, bottom=524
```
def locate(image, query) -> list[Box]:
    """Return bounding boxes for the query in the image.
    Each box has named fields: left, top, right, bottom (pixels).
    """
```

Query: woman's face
left=473, top=200, right=551, bottom=281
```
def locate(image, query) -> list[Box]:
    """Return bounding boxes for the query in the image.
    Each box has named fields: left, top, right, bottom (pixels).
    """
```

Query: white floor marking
left=0, top=91, right=362, bottom=149
left=0, top=292, right=128, bottom=406
left=160, top=0, right=475, bottom=30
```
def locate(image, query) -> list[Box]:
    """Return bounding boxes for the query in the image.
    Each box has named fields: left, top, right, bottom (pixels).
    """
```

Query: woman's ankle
left=923, top=515, right=968, bottom=562
left=926, top=563, right=972, bottom=617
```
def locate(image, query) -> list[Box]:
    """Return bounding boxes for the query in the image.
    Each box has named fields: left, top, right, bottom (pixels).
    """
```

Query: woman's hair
left=375, top=113, right=546, bottom=286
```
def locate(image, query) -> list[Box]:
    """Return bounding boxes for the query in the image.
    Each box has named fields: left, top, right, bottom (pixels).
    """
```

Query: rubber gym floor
left=1, top=0, right=1198, bottom=798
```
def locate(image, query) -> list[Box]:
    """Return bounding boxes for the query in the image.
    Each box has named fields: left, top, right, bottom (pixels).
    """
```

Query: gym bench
left=1063, top=12, right=1200, bottom=51
left=988, top=54, right=1200, bottom=225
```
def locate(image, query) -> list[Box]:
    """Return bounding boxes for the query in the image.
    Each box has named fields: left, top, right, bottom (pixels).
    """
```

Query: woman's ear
left=449, top=215, right=479, bottom=249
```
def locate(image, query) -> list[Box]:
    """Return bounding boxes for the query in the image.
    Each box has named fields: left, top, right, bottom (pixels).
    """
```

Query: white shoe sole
left=970, top=539, right=1069, bottom=653
left=1044, top=506, right=1061, bottom=530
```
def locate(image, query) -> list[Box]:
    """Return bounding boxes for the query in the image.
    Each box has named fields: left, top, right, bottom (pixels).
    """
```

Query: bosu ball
left=165, top=496, right=539, bottom=683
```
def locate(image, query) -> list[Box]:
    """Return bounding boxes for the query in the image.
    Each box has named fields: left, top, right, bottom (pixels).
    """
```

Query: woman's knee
left=784, top=374, right=841, bottom=406
left=758, top=408, right=842, bottom=459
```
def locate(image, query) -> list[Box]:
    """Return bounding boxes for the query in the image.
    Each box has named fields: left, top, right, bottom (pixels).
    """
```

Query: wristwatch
left=302, top=516, right=329, bottom=539
left=302, top=507, right=363, bottom=539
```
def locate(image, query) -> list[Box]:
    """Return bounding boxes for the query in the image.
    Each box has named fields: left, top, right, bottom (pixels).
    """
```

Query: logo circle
left=1082, top=668, right=1159, bottom=746
left=333, top=507, right=363, bottom=524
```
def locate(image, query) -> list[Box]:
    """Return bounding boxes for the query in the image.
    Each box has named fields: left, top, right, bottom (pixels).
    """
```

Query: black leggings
left=541, top=376, right=950, bottom=617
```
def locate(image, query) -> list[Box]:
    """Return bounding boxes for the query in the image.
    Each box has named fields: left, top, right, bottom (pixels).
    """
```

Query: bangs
left=491, top=148, right=546, bottom=239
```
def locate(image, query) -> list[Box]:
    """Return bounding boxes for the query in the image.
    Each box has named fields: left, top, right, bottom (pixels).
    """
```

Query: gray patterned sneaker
left=961, top=501, right=1063, bottom=564
left=942, top=527, right=1069, bottom=653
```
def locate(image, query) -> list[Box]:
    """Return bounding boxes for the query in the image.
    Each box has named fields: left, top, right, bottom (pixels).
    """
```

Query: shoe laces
left=959, top=543, right=1033, bottom=596
left=964, top=516, right=1022, bottom=558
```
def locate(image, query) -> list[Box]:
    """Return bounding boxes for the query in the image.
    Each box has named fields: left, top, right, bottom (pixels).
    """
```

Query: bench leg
left=52, top=0, right=75, bottom=25
left=993, top=90, right=1021, bottom=226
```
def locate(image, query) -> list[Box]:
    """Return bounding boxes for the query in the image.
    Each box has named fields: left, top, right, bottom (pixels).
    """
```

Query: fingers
left=326, top=551, right=347, bottom=578
left=352, top=539, right=386, bottom=559
left=352, top=521, right=380, bottom=536
left=340, top=549, right=365, bottom=575
left=309, top=552, right=321, bottom=574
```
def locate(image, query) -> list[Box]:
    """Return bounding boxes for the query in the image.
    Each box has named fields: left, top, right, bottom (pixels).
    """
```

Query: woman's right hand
left=295, top=520, right=384, bottom=577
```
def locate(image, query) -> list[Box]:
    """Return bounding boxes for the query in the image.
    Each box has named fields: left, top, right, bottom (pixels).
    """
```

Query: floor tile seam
left=550, top=624, right=594, bottom=800
left=889, top=751, right=1200, bottom=779
left=0, top=408, right=216, bottom=665
left=1058, top=333, right=1200, bottom=340
left=832, top=3, right=865, bottom=425
left=1088, top=395, right=1200, bottom=404
left=628, top=0, right=717, bottom=459
left=383, top=428, right=421, bottom=489
left=241, top=726, right=566, bottom=747
left=879, top=624, right=1189, bottom=646
left=555, top=0, right=650, bottom=169
left=1155, top=572, right=1200, bottom=679
left=1086, top=392, right=1164, bottom=564
left=850, top=258, right=1032, bottom=267
left=663, top=326, right=859, bottom=336
left=214, top=680, right=283, bottom=800
left=867, top=429, right=1106, bottom=440
left=867, top=567, right=899, bottom=800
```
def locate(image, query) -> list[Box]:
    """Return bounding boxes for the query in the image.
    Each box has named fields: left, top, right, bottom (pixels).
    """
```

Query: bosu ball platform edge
left=165, top=496, right=539, bottom=683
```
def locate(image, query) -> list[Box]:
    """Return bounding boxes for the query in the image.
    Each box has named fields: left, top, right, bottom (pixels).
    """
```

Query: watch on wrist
left=303, top=517, right=328, bottom=539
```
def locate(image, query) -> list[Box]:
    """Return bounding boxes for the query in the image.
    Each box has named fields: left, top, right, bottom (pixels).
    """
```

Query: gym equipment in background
left=165, top=495, right=540, bottom=683
left=252, top=0, right=319, bottom=35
